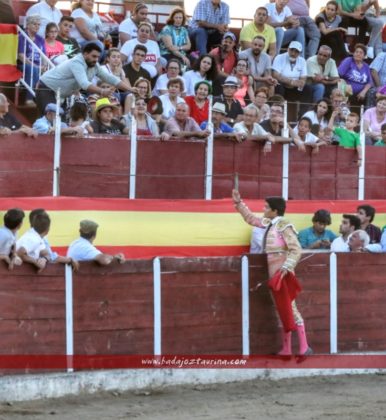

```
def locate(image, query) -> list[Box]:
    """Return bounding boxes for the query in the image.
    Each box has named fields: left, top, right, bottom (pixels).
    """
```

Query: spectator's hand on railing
left=234, top=133, right=246, bottom=143
left=160, top=132, right=170, bottom=141
left=36, top=257, right=47, bottom=273
left=263, top=142, right=272, bottom=154
left=199, top=129, right=211, bottom=139
left=20, top=126, right=38, bottom=138
left=0, top=127, right=12, bottom=136
left=311, top=144, right=320, bottom=155
left=114, top=253, right=125, bottom=264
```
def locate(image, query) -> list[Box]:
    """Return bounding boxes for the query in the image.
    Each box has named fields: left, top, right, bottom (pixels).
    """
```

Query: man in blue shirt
left=298, top=209, right=337, bottom=249
left=189, top=0, right=230, bottom=55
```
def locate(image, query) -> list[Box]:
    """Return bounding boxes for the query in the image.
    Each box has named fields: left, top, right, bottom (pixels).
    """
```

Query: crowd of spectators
left=1, top=0, right=386, bottom=161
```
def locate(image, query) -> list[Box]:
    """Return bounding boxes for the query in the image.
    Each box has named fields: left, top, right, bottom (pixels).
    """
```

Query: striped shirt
left=189, top=0, right=230, bottom=29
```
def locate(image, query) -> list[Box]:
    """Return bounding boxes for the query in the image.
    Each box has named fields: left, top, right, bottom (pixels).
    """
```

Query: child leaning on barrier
left=0, top=208, right=25, bottom=270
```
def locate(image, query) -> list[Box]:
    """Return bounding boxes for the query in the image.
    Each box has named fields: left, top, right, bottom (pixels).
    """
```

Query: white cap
left=288, top=41, right=302, bottom=52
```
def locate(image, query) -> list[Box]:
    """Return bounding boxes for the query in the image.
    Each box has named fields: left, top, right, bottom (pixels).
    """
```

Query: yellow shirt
left=239, top=23, right=276, bottom=52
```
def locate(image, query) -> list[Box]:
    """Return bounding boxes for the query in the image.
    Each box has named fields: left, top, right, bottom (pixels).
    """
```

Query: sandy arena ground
left=1, top=374, right=386, bottom=419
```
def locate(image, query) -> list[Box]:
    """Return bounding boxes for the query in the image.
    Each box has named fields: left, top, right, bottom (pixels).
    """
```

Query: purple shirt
left=338, top=57, right=372, bottom=95
left=18, top=33, right=46, bottom=66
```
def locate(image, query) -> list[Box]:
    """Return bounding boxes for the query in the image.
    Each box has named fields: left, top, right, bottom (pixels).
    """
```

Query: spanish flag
left=0, top=24, right=22, bottom=82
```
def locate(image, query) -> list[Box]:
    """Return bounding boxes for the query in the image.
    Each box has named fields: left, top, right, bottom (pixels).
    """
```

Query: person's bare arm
left=74, top=17, right=98, bottom=41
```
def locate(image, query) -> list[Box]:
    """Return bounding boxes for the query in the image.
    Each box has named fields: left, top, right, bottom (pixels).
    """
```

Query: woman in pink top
left=364, top=95, right=386, bottom=144
left=45, top=22, right=65, bottom=64
left=233, top=58, right=254, bottom=107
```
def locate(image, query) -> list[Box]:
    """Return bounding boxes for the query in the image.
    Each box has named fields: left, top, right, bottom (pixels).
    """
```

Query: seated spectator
left=183, top=54, right=218, bottom=96
left=370, top=52, right=386, bottom=94
left=119, top=2, right=149, bottom=45
left=239, top=7, right=276, bottom=58
left=16, top=212, right=51, bottom=272
left=374, top=123, right=386, bottom=147
left=210, top=31, right=238, bottom=76
left=287, top=0, right=320, bottom=58
left=67, top=219, right=125, bottom=265
left=0, top=94, right=37, bottom=137
left=331, top=214, right=361, bottom=252
left=266, top=0, right=305, bottom=57
left=100, top=48, right=126, bottom=83
left=68, top=101, right=93, bottom=135
left=33, top=103, right=84, bottom=136
left=158, top=7, right=191, bottom=67
left=356, top=204, right=382, bottom=244
left=363, top=96, right=386, bottom=145
left=232, top=59, right=254, bottom=107
left=348, top=230, right=370, bottom=252
left=337, top=0, right=383, bottom=58
left=298, top=209, right=337, bottom=249
left=121, top=97, right=162, bottom=137
left=213, top=76, right=244, bottom=126
left=302, top=99, right=332, bottom=129
left=233, top=104, right=275, bottom=144
left=272, top=41, right=312, bottom=117
left=153, top=59, right=186, bottom=97
left=91, top=98, right=128, bottom=135
left=70, top=0, right=107, bottom=52
left=45, top=22, right=66, bottom=65
left=200, top=102, right=244, bottom=142
left=315, top=1, right=349, bottom=63
left=57, top=16, right=81, bottom=59
left=184, top=81, right=211, bottom=126
left=327, top=111, right=362, bottom=164
left=120, top=22, right=162, bottom=79
left=122, top=45, right=151, bottom=88
left=307, top=45, right=339, bottom=103
left=338, top=44, right=373, bottom=106
left=124, top=77, right=151, bottom=115
left=253, top=87, right=271, bottom=121
left=188, top=0, right=230, bottom=55
left=18, top=15, right=46, bottom=105
left=26, top=0, right=62, bottom=39
left=239, top=37, right=276, bottom=97
left=159, top=78, right=186, bottom=121
left=164, top=102, right=210, bottom=139
left=0, top=208, right=25, bottom=270
left=293, top=116, right=324, bottom=153
left=330, top=88, right=350, bottom=129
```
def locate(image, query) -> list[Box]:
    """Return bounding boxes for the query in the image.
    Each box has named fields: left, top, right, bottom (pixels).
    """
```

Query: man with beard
left=209, top=32, right=238, bottom=76
left=239, top=7, right=276, bottom=59
left=239, top=35, right=276, bottom=94
left=331, top=214, right=361, bottom=252
left=35, top=43, right=136, bottom=115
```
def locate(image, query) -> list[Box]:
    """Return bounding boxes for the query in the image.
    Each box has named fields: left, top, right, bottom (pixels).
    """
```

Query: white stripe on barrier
left=329, top=252, right=338, bottom=354
left=153, top=257, right=162, bottom=355
left=241, top=255, right=250, bottom=356
left=65, top=264, right=74, bottom=372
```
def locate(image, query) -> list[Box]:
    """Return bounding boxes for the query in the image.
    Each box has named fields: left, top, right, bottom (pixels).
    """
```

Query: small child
left=69, top=102, right=93, bottom=135
left=328, top=111, right=362, bottom=166
left=374, top=122, right=386, bottom=147
left=0, top=208, right=25, bottom=269
left=293, top=117, right=324, bottom=154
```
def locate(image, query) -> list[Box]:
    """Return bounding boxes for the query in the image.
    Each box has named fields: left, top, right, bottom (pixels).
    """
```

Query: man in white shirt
left=331, top=214, right=361, bottom=252
left=26, top=0, right=62, bottom=38
left=67, top=220, right=125, bottom=265
left=272, top=41, right=312, bottom=117
left=0, top=208, right=25, bottom=269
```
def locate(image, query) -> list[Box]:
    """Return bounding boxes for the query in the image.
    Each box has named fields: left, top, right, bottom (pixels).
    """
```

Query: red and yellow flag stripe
left=0, top=24, right=22, bottom=82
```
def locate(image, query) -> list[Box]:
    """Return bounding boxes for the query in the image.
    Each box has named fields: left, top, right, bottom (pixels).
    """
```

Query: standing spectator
left=36, top=43, right=135, bottom=115
left=272, top=41, right=312, bottom=117
left=160, top=78, right=186, bottom=121
left=213, top=76, right=244, bottom=126
left=0, top=208, right=25, bottom=270
left=158, top=7, right=191, bottom=67
left=239, top=36, right=276, bottom=97
left=70, top=0, right=107, bottom=51
left=184, top=81, right=211, bottom=126
left=287, top=0, right=320, bottom=58
left=298, top=209, right=337, bottom=249
left=239, top=7, right=276, bottom=58
left=315, top=1, right=348, bottom=63
left=188, top=0, right=230, bottom=56
left=119, top=3, right=149, bottom=45
left=356, top=205, right=382, bottom=244
left=67, top=220, right=125, bottom=265
left=120, top=22, right=162, bottom=80
left=331, top=214, right=361, bottom=252
left=91, top=98, right=129, bottom=135
left=338, top=44, right=373, bottom=106
left=210, top=32, right=238, bottom=76
left=164, top=102, right=209, bottom=139
left=0, top=94, right=37, bottom=137
left=302, top=99, right=332, bottom=129
left=306, top=45, right=339, bottom=103
left=265, top=0, right=305, bottom=57
left=122, top=45, right=151, bottom=87
left=18, top=15, right=46, bottom=106
left=336, top=0, right=383, bottom=58
left=45, top=23, right=66, bottom=64
left=57, top=16, right=81, bottom=59
left=363, top=96, right=386, bottom=145
left=183, top=54, right=218, bottom=96
left=153, top=59, right=185, bottom=97
left=328, top=111, right=362, bottom=165
left=26, top=0, right=62, bottom=39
